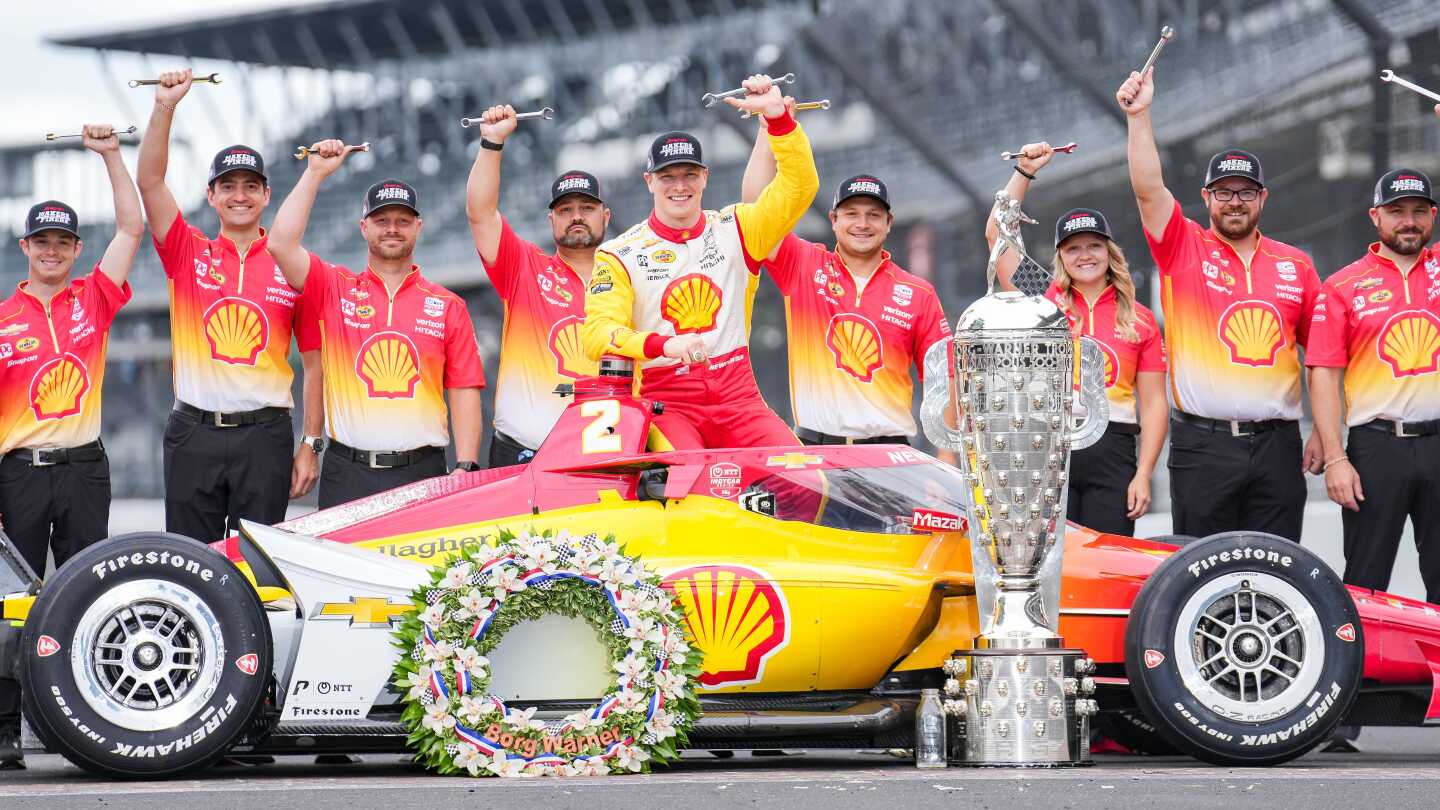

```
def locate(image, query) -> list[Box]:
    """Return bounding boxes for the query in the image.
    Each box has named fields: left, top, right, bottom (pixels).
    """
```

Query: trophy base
left=944, top=648, right=1097, bottom=767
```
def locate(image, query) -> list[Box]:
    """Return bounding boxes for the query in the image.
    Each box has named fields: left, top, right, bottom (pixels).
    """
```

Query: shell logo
left=1376, top=310, right=1440, bottom=378
left=1082, top=336, right=1119, bottom=388
left=355, top=331, right=421, bottom=398
left=1217, top=300, right=1284, bottom=367
left=547, top=315, right=596, bottom=379
left=825, top=314, right=884, bottom=382
left=661, top=564, right=789, bottom=689
left=28, top=353, right=91, bottom=421
left=661, top=274, right=723, bottom=334
left=203, top=297, right=268, bottom=366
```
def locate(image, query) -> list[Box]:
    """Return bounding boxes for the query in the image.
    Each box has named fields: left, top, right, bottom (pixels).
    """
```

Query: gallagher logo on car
left=662, top=564, right=789, bottom=689
left=911, top=508, right=966, bottom=533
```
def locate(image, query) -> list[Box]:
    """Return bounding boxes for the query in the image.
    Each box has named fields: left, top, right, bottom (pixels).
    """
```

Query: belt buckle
left=367, top=452, right=391, bottom=470
left=1229, top=420, right=1252, bottom=438
left=1395, top=421, right=1417, bottom=438
left=212, top=411, right=238, bottom=428
left=30, top=449, right=56, bottom=466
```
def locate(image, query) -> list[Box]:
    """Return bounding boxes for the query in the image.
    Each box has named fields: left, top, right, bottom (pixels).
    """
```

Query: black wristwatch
left=453, top=460, right=481, bottom=472
left=302, top=435, right=328, bottom=454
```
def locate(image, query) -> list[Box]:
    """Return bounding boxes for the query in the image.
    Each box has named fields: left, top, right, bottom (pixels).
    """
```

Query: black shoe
left=0, top=723, right=25, bottom=770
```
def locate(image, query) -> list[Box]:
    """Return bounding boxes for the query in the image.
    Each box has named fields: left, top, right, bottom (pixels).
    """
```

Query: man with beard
left=138, top=68, right=319, bottom=542
left=741, top=125, right=949, bottom=446
left=269, top=140, right=485, bottom=506
left=1307, top=169, right=1440, bottom=603
left=0, top=126, right=140, bottom=770
left=465, top=105, right=607, bottom=466
left=1119, top=67, right=1321, bottom=541
left=581, top=74, right=818, bottom=450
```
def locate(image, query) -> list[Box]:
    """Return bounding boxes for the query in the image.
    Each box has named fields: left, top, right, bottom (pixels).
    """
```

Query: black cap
left=1204, top=148, right=1265, bottom=188
left=23, top=201, right=80, bottom=239
left=646, top=132, right=705, bottom=172
left=1373, top=168, right=1436, bottom=207
left=208, top=145, right=267, bottom=185
left=362, top=179, right=420, bottom=217
left=832, top=174, right=890, bottom=210
left=1054, top=207, right=1113, bottom=247
left=549, top=170, right=604, bottom=208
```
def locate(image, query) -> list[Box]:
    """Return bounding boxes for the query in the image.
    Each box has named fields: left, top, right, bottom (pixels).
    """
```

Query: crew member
left=269, top=141, right=485, bottom=506
left=137, top=68, right=315, bottom=540
left=0, top=126, right=141, bottom=770
left=1119, top=67, right=1321, bottom=541
left=1307, top=169, right=1440, bottom=603
left=740, top=123, right=949, bottom=446
left=465, top=105, right=605, bottom=466
left=581, top=74, right=818, bottom=449
left=984, top=142, right=1168, bottom=536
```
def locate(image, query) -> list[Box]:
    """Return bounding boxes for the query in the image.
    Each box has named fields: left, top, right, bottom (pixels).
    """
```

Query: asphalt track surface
left=3, top=728, right=1439, bottom=810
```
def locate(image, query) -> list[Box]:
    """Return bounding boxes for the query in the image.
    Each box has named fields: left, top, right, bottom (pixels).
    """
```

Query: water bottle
left=915, top=687, right=947, bottom=768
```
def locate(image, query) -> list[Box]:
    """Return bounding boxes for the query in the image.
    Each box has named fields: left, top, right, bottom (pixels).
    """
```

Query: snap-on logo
left=235, top=653, right=259, bottom=675
left=1217, top=157, right=1253, bottom=173
left=1335, top=623, right=1356, bottom=643
left=34, top=208, right=73, bottom=226
left=1187, top=546, right=1292, bottom=577
left=659, top=140, right=695, bottom=157
left=1143, top=649, right=1165, bottom=669
left=36, top=635, right=61, bottom=657
left=222, top=152, right=257, bottom=168
left=1064, top=215, right=1099, bottom=232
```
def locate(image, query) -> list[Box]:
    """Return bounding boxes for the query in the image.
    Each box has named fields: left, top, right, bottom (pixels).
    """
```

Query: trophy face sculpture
left=922, top=191, right=1108, bottom=766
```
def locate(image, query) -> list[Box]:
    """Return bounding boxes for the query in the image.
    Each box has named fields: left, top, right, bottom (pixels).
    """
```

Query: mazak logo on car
left=911, top=508, right=965, bottom=533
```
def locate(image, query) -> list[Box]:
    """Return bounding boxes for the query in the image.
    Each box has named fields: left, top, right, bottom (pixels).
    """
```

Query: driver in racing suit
left=581, top=74, right=818, bottom=450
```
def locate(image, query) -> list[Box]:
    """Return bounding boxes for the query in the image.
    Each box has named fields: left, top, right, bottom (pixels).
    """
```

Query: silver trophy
left=923, top=191, right=1108, bottom=766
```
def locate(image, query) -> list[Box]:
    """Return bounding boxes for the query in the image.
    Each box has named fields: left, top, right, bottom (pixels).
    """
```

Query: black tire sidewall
left=1124, top=532, right=1362, bottom=766
left=20, top=533, right=271, bottom=778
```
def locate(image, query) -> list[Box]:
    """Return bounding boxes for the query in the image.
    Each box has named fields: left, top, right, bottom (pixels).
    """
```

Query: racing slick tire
left=19, top=533, right=271, bottom=778
left=1123, top=531, right=1363, bottom=766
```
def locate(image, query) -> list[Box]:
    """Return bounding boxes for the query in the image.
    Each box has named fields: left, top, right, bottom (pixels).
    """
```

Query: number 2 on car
left=579, top=399, right=623, bottom=454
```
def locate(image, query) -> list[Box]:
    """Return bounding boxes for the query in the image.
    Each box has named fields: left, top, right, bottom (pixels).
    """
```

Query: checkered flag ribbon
left=1011, top=252, right=1052, bottom=297
left=609, top=618, right=626, bottom=635
left=635, top=583, right=664, bottom=603
left=425, top=588, right=446, bottom=605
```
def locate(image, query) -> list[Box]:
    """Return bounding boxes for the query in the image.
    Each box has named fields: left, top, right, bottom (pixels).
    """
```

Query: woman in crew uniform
left=982, top=142, right=1168, bottom=537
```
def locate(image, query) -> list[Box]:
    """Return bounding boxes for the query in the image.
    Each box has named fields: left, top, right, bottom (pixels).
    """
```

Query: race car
left=2, top=360, right=1438, bottom=779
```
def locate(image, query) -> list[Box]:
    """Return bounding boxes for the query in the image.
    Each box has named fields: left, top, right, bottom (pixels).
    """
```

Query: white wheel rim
left=70, top=579, right=227, bottom=732
left=1171, top=571, right=1324, bottom=724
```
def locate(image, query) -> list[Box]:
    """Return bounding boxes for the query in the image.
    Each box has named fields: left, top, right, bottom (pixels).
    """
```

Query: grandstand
left=3, top=0, right=1439, bottom=498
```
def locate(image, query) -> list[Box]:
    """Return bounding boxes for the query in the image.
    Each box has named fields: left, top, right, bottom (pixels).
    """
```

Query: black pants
left=318, top=448, right=447, bottom=509
left=1068, top=424, right=1139, bottom=536
left=163, top=408, right=292, bottom=543
left=1341, top=428, right=1440, bottom=603
left=1167, top=416, right=1305, bottom=542
left=0, top=449, right=112, bottom=727
left=487, top=430, right=536, bottom=468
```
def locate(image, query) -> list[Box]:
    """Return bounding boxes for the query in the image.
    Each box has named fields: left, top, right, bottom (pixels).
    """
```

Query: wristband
left=156, top=99, right=176, bottom=113
left=1014, top=165, right=1036, bottom=180
left=1323, top=455, right=1349, bottom=472
left=480, top=138, right=504, bottom=152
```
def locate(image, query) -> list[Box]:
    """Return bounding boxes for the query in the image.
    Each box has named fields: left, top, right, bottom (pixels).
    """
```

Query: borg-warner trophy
left=920, top=191, right=1109, bottom=766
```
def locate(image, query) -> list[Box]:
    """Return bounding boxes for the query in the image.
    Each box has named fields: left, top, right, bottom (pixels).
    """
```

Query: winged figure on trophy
left=920, top=189, right=1110, bottom=766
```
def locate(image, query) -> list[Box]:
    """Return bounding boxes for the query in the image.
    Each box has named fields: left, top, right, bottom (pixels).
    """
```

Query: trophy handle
left=920, top=338, right=965, bottom=451
left=1067, top=338, right=1110, bottom=451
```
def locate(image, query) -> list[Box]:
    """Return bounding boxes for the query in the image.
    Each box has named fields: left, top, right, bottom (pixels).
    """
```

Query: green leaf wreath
left=391, top=529, right=703, bottom=777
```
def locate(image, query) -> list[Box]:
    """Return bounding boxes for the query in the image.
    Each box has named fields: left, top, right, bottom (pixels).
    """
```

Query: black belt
left=795, top=427, right=909, bottom=445
left=1356, top=418, right=1440, bottom=438
left=1107, top=422, right=1141, bottom=436
left=3, top=439, right=105, bottom=466
left=329, top=439, right=443, bottom=469
left=1171, top=409, right=1292, bottom=437
left=175, top=401, right=290, bottom=428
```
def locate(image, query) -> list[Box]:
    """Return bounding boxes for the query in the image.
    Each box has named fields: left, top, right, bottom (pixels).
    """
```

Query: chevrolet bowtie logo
left=766, top=452, right=823, bottom=470
left=312, top=597, right=415, bottom=628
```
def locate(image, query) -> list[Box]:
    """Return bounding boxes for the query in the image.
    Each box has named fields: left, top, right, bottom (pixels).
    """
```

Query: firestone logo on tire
left=235, top=653, right=259, bottom=675
left=1143, top=649, right=1165, bottom=669
left=36, top=635, right=60, bottom=658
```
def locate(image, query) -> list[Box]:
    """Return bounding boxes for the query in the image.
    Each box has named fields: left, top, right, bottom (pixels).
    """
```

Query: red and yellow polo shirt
left=767, top=235, right=950, bottom=438
left=1044, top=283, right=1166, bottom=425
left=1306, top=243, right=1440, bottom=425
left=0, top=266, right=132, bottom=453
left=152, top=212, right=299, bottom=411
left=482, top=217, right=595, bottom=450
left=298, top=255, right=485, bottom=451
left=1145, top=200, right=1320, bottom=420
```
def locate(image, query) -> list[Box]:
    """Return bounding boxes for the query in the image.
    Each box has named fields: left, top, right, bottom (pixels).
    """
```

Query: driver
left=581, top=74, right=818, bottom=449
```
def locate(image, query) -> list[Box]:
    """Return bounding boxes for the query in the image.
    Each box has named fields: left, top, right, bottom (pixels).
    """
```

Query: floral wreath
left=391, top=529, right=702, bottom=777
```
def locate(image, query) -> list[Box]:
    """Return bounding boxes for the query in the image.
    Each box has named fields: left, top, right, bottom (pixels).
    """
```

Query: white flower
left=523, top=762, right=553, bottom=777
left=424, top=638, right=456, bottom=664
left=455, top=646, right=490, bottom=678
left=612, top=653, right=651, bottom=689
left=599, top=560, right=637, bottom=589
left=442, top=562, right=473, bottom=590
left=615, top=589, right=656, bottom=618
left=565, top=711, right=598, bottom=732
left=458, top=695, right=488, bottom=726
left=598, top=539, right=623, bottom=559
left=453, top=743, right=485, bottom=775
left=613, top=744, right=650, bottom=773
left=491, top=566, right=527, bottom=601
left=623, top=617, right=662, bottom=652
left=523, top=543, right=559, bottom=575
left=457, top=588, right=492, bottom=619
left=656, top=669, right=687, bottom=699
left=422, top=702, right=456, bottom=734
left=420, top=602, right=447, bottom=629
left=506, top=705, right=547, bottom=732
left=398, top=664, right=434, bottom=700
left=645, top=710, right=677, bottom=741
left=577, top=758, right=610, bottom=777
left=512, top=532, right=544, bottom=557
left=485, top=750, right=528, bottom=778
left=573, top=545, right=604, bottom=572
left=662, top=628, right=689, bottom=655
left=616, top=688, right=646, bottom=713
